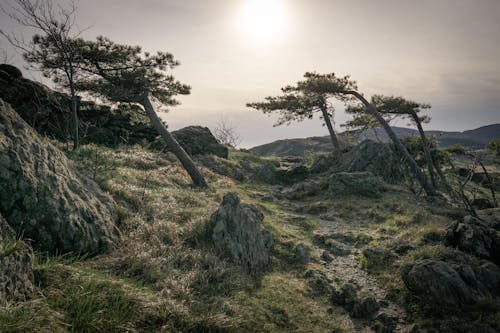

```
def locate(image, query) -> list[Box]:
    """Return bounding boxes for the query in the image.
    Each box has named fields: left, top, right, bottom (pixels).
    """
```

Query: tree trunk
left=69, top=83, right=79, bottom=151
left=140, top=94, right=208, bottom=188
left=410, top=111, right=437, bottom=188
left=343, top=90, right=436, bottom=196
left=320, top=106, right=340, bottom=150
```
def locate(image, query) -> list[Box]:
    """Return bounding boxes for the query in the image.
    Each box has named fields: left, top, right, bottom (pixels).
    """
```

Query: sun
left=238, top=0, right=288, bottom=44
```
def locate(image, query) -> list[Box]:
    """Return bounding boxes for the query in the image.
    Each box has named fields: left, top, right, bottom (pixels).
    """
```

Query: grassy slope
left=0, top=145, right=342, bottom=333
left=1, top=145, right=497, bottom=332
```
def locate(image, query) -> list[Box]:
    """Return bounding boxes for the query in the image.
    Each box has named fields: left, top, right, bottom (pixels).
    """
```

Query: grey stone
left=304, top=269, right=334, bottom=295
left=172, top=126, right=229, bottom=158
left=341, top=140, right=403, bottom=183
left=0, top=99, right=120, bottom=254
left=332, top=282, right=358, bottom=307
left=294, top=243, right=310, bottom=265
left=209, top=193, right=272, bottom=275
left=321, top=250, right=334, bottom=263
left=325, top=239, right=351, bottom=256
left=444, top=214, right=500, bottom=265
left=329, top=171, right=385, bottom=197
left=401, top=252, right=500, bottom=315
left=351, top=296, right=380, bottom=318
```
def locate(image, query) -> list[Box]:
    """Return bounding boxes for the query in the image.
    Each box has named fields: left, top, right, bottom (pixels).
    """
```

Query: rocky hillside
left=1, top=76, right=499, bottom=332
left=251, top=125, right=500, bottom=157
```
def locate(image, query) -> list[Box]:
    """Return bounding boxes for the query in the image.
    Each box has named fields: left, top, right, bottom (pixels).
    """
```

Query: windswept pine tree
left=74, top=36, right=207, bottom=188
left=247, top=72, right=357, bottom=150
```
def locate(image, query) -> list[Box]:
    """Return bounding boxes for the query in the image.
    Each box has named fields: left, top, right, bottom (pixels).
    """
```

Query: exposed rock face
left=309, top=154, right=337, bottom=174
left=444, top=212, right=500, bottom=265
left=0, top=99, right=119, bottom=254
left=209, top=193, right=272, bottom=275
left=341, top=140, right=403, bottom=182
left=0, top=66, right=157, bottom=147
left=172, top=126, right=229, bottom=158
left=329, top=171, right=385, bottom=197
left=401, top=254, right=500, bottom=311
left=0, top=215, right=34, bottom=305
left=275, top=163, right=309, bottom=184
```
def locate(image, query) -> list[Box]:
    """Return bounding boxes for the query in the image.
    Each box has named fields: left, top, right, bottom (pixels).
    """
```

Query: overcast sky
left=1, top=0, right=499, bottom=147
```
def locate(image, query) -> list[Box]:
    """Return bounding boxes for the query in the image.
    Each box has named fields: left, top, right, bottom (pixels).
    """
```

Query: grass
left=0, top=144, right=346, bottom=332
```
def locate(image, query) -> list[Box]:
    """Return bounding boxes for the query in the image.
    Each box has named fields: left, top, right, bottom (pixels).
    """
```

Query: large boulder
left=209, top=193, right=272, bottom=275
left=329, top=171, right=385, bottom=197
left=401, top=252, right=500, bottom=312
left=0, top=99, right=120, bottom=254
left=341, top=140, right=403, bottom=182
left=0, top=215, right=34, bottom=305
left=172, top=126, right=229, bottom=158
left=444, top=212, right=500, bottom=265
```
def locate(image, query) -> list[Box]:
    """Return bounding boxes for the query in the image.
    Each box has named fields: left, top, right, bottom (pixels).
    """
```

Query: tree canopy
left=247, top=72, right=357, bottom=149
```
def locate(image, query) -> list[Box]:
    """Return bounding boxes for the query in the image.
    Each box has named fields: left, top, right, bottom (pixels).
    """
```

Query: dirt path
left=311, top=215, right=409, bottom=332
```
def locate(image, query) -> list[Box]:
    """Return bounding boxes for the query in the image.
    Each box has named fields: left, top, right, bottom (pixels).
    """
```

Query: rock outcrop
left=209, top=193, right=272, bottom=275
left=329, top=171, right=385, bottom=197
left=0, top=215, right=34, bottom=305
left=0, top=99, right=120, bottom=254
left=401, top=252, right=500, bottom=312
left=172, top=126, right=229, bottom=158
left=0, top=64, right=157, bottom=146
left=341, top=140, right=403, bottom=182
left=444, top=211, right=500, bottom=265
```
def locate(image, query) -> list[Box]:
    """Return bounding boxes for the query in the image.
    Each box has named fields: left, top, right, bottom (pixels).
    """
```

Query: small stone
left=351, top=296, right=380, bottom=318
left=294, top=242, right=310, bottom=265
left=321, top=250, right=334, bottom=263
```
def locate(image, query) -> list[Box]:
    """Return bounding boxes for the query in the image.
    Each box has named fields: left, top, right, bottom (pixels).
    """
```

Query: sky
left=1, top=0, right=499, bottom=147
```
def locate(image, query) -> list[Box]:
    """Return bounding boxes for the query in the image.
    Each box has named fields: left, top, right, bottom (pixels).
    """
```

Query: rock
left=0, top=215, right=34, bottom=305
left=329, top=171, right=385, bottom=197
left=402, top=259, right=473, bottom=310
left=282, top=180, right=321, bottom=200
left=371, top=313, right=399, bottom=333
left=0, top=99, right=120, bottom=254
left=0, top=64, right=23, bottom=80
left=325, top=239, right=351, bottom=256
left=341, top=140, right=403, bottom=183
left=320, top=250, right=334, bottom=263
left=276, top=163, right=309, bottom=184
left=309, top=154, right=337, bottom=174
left=351, top=296, right=380, bottom=318
left=304, top=269, right=334, bottom=295
left=209, top=193, right=272, bottom=275
left=332, top=282, right=358, bottom=307
left=444, top=215, right=500, bottom=265
left=392, top=242, right=415, bottom=256
left=294, top=243, right=310, bottom=265
left=172, top=126, right=228, bottom=158
left=0, top=74, right=158, bottom=147
left=401, top=253, right=500, bottom=312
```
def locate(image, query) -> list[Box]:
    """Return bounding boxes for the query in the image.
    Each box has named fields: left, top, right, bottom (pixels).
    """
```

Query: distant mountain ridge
left=250, top=124, right=500, bottom=157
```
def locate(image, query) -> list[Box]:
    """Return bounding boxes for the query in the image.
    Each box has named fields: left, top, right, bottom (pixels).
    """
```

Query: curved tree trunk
left=320, top=106, right=340, bottom=150
left=343, top=90, right=436, bottom=196
left=140, top=94, right=208, bottom=188
left=410, top=111, right=437, bottom=188
left=69, top=84, right=79, bottom=151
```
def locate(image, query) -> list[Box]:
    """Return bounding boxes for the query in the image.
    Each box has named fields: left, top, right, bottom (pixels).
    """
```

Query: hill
left=250, top=124, right=500, bottom=157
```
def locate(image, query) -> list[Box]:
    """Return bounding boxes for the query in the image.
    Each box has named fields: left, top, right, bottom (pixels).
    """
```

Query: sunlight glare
left=239, top=0, right=288, bottom=44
